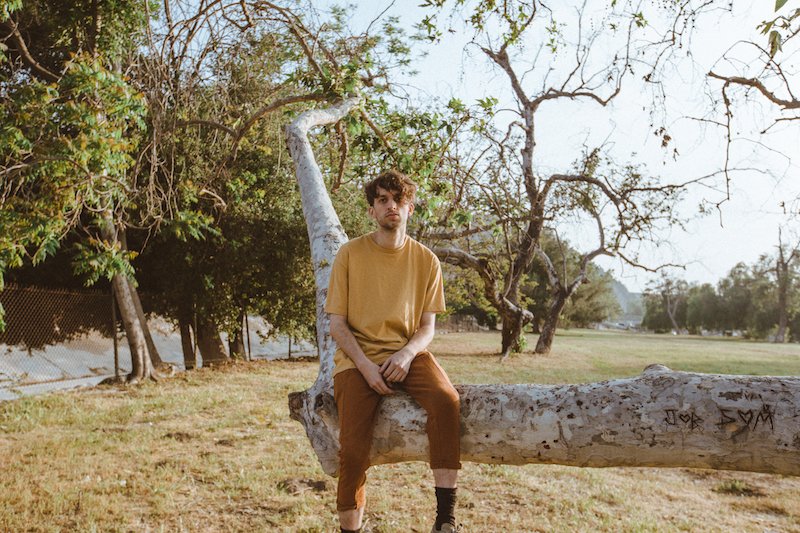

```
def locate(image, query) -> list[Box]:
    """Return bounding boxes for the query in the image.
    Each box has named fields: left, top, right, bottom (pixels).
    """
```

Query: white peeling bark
left=286, top=98, right=359, bottom=469
left=294, top=363, right=800, bottom=477
left=286, top=100, right=800, bottom=479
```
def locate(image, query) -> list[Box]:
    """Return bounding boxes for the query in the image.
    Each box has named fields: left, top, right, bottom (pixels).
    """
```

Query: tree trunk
left=100, top=211, right=153, bottom=383
left=178, top=306, right=195, bottom=370
left=289, top=364, right=800, bottom=476
left=775, top=259, right=789, bottom=344
left=195, top=313, right=229, bottom=366
left=126, top=277, right=170, bottom=371
left=535, top=292, right=568, bottom=354
left=229, top=310, right=246, bottom=360
left=118, top=226, right=168, bottom=370
left=111, top=273, right=153, bottom=383
left=665, top=293, right=681, bottom=334
left=285, top=98, right=358, bottom=461
left=500, top=312, right=523, bottom=360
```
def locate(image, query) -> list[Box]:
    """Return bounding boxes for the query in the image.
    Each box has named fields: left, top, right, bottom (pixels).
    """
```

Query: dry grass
left=0, top=330, right=798, bottom=532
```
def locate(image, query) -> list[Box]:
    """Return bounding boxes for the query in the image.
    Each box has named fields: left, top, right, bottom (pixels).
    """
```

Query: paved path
left=0, top=316, right=314, bottom=401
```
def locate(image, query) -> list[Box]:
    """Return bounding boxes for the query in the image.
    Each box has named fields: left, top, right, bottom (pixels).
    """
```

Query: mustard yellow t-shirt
left=325, top=233, right=446, bottom=377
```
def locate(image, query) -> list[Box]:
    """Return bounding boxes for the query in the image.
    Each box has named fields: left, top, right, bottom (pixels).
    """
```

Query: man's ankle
left=341, top=528, right=360, bottom=533
left=434, top=486, right=457, bottom=529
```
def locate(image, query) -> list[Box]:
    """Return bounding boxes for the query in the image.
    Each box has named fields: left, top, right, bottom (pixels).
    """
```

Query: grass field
left=1, top=329, right=799, bottom=532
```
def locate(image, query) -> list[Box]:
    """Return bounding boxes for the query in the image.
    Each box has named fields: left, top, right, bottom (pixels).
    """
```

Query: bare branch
left=708, top=71, right=800, bottom=110
left=0, top=19, right=60, bottom=82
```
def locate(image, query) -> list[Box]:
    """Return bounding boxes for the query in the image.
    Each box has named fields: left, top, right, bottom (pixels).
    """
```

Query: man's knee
left=429, top=383, right=460, bottom=416
left=339, top=445, right=371, bottom=474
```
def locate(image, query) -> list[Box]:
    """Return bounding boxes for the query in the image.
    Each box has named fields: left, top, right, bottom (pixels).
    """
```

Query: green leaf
left=775, top=0, right=788, bottom=11
left=769, top=30, right=782, bottom=57
left=446, top=98, right=465, bottom=113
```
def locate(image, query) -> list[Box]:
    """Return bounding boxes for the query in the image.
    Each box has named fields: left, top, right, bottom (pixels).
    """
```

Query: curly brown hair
left=364, top=169, right=417, bottom=206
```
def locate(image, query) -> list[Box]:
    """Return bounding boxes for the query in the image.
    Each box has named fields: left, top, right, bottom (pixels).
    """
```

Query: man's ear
left=408, top=202, right=415, bottom=216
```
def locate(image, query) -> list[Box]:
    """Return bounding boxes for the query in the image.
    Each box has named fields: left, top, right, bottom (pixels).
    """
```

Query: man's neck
left=371, top=227, right=407, bottom=250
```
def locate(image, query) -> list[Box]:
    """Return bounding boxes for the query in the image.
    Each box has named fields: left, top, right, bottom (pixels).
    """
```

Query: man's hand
left=356, top=360, right=395, bottom=395
left=380, top=348, right=416, bottom=383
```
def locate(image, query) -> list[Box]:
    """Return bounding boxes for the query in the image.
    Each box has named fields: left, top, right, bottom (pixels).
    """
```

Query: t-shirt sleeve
left=325, top=246, right=349, bottom=315
left=423, top=255, right=446, bottom=314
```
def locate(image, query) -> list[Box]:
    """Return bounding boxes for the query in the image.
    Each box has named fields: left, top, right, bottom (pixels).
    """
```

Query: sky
left=335, top=0, right=800, bottom=292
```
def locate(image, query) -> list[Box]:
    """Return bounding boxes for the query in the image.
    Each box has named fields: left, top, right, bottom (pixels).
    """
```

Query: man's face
left=368, top=186, right=414, bottom=231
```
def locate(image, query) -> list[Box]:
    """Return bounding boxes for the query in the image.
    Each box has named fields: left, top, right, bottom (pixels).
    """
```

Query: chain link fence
left=0, top=284, right=125, bottom=399
left=0, top=284, right=315, bottom=400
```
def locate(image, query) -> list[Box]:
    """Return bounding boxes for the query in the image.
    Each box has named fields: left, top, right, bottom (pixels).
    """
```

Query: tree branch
left=708, top=71, right=800, bottom=110
left=0, top=19, right=60, bottom=82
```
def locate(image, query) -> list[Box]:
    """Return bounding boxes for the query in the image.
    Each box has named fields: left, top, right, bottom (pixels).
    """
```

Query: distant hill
left=610, top=279, right=644, bottom=324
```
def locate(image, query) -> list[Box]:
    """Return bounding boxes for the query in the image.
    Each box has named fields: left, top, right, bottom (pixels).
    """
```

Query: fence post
left=111, top=285, right=120, bottom=379
left=244, top=312, right=251, bottom=361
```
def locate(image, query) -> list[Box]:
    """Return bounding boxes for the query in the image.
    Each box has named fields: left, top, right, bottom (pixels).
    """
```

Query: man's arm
left=329, top=313, right=395, bottom=395
left=380, top=311, right=436, bottom=383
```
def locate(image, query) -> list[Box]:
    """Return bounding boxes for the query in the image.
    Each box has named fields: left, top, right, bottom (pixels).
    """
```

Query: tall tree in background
left=774, top=228, right=800, bottom=342
left=686, top=283, right=721, bottom=334
left=522, top=233, right=621, bottom=331
left=642, top=275, right=688, bottom=334
left=0, top=0, right=162, bottom=381
left=423, top=0, right=704, bottom=356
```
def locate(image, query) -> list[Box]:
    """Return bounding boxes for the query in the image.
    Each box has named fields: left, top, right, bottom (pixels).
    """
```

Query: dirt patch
left=163, top=431, right=195, bottom=441
left=713, top=479, right=767, bottom=497
left=277, top=477, right=331, bottom=495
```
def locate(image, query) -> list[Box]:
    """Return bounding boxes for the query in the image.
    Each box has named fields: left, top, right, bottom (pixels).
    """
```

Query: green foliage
left=72, top=238, right=137, bottom=286
left=642, top=253, right=800, bottom=340
left=1, top=52, right=145, bottom=327
left=757, top=2, right=800, bottom=57
left=524, top=234, right=621, bottom=330
left=686, top=283, right=721, bottom=334
left=419, top=0, right=539, bottom=46
left=0, top=0, right=22, bottom=21
left=442, top=264, right=498, bottom=327
left=164, top=211, right=220, bottom=242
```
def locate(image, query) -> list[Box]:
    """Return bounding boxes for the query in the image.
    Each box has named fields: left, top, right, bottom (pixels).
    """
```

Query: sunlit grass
left=0, top=330, right=798, bottom=532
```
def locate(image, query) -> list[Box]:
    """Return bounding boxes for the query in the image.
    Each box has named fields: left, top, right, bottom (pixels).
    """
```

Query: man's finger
left=373, top=378, right=392, bottom=394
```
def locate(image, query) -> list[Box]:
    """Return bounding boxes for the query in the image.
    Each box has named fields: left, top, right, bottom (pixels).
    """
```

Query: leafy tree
left=2, top=0, right=425, bottom=377
left=523, top=233, right=620, bottom=330
left=774, top=229, right=800, bottom=342
left=717, top=263, right=754, bottom=334
left=642, top=275, right=688, bottom=334
left=0, top=0, right=162, bottom=381
left=686, top=283, right=721, bottom=334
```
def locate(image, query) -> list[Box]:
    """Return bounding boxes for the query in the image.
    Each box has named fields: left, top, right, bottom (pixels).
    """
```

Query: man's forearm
left=329, top=318, right=371, bottom=369
left=401, top=324, right=435, bottom=356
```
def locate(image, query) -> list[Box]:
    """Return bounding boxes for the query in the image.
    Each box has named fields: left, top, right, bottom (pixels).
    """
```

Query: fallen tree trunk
left=290, top=364, right=800, bottom=476
left=285, top=99, right=800, bottom=478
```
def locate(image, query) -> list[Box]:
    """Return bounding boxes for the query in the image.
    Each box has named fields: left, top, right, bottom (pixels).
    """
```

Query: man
left=325, top=169, right=462, bottom=533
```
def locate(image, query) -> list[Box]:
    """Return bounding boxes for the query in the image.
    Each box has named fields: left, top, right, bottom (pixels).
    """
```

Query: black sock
left=435, top=486, right=457, bottom=528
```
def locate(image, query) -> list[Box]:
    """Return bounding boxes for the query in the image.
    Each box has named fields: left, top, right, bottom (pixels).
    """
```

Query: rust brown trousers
left=333, top=351, right=462, bottom=511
